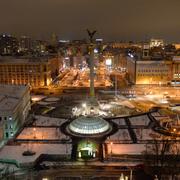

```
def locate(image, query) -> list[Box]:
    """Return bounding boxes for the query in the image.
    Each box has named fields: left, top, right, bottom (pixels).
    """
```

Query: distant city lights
left=105, top=58, right=112, bottom=66
left=94, top=48, right=98, bottom=53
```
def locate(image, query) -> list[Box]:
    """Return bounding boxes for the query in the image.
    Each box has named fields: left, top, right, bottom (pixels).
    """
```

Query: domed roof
left=69, top=116, right=110, bottom=135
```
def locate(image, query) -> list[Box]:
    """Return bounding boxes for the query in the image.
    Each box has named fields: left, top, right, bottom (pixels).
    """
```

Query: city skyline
left=0, top=0, right=180, bottom=42
left=0, top=1, right=180, bottom=179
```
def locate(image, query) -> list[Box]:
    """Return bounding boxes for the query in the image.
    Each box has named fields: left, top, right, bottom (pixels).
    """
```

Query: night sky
left=1, top=0, right=180, bottom=42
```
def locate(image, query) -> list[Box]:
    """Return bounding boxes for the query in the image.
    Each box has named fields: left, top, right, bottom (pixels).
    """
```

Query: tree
left=143, top=134, right=180, bottom=180
left=165, top=138, right=180, bottom=180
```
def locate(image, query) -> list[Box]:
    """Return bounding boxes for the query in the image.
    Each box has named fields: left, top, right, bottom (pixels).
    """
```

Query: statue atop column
left=87, top=29, right=96, bottom=43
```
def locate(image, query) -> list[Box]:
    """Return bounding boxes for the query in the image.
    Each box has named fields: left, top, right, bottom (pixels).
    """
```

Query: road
left=37, top=163, right=136, bottom=180
left=57, top=66, right=112, bottom=88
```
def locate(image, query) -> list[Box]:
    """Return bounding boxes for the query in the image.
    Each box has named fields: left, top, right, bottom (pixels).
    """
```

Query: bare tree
left=143, top=134, right=180, bottom=180
left=165, top=139, right=180, bottom=180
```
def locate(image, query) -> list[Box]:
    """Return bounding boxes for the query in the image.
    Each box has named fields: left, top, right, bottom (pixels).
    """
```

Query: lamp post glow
left=120, top=173, right=125, bottom=180
left=110, top=142, right=113, bottom=155
left=33, top=128, right=36, bottom=139
left=82, top=103, right=87, bottom=108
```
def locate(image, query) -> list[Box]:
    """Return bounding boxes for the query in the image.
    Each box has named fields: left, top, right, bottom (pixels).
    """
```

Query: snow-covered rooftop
left=0, top=95, right=19, bottom=112
left=0, top=84, right=29, bottom=113
left=0, top=84, right=28, bottom=98
left=129, top=115, right=150, bottom=126
left=17, top=127, right=69, bottom=140
left=33, top=115, right=67, bottom=126
left=0, top=143, right=71, bottom=164
left=107, top=143, right=146, bottom=155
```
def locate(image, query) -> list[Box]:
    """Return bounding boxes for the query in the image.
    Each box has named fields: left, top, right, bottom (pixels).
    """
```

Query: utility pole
left=115, top=72, right=118, bottom=97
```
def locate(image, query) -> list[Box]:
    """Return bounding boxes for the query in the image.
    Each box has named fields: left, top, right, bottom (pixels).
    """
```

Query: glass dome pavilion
left=69, top=116, right=110, bottom=135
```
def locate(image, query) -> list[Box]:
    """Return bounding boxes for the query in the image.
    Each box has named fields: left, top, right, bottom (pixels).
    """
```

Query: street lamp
left=129, top=168, right=133, bottom=180
left=120, top=173, right=125, bottom=180
left=33, top=128, right=36, bottom=139
left=110, top=142, right=113, bottom=156
left=82, top=103, right=87, bottom=108
left=115, top=72, right=118, bottom=97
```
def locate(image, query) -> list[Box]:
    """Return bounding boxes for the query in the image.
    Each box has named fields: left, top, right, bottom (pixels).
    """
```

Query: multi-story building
left=150, top=38, right=164, bottom=48
left=0, top=34, right=18, bottom=55
left=125, top=54, right=172, bottom=85
left=110, top=42, right=142, bottom=49
left=0, top=84, right=31, bottom=141
left=32, top=40, right=47, bottom=53
left=103, top=53, right=115, bottom=70
left=19, top=36, right=32, bottom=52
left=73, top=56, right=87, bottom=69
left=172, top=56, right=180, bottom=85
left=0, top=57, right=60, bottom=88
left=174, top=43, right=180, bottom=50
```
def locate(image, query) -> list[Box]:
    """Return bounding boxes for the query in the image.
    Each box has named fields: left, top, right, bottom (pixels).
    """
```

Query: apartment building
left=0, top=57, right=60, bottom=88
left=126, top=55, right=172, bottom=85
left=0, top=84, right=31, bottom=141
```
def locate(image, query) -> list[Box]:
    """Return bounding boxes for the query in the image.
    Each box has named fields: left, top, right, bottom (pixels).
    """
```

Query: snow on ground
left=17, top=127, right=68, bottom=140
left=119, top=100, right=135, bottom=108
left=0, top=163, right=19, bottom=173
left=108, top=129, right=131, bottom=142
left=33, top=115, right=67, bottom=126
left=31, top=95, right=46, bottom=102
left=134, top=128, right=160, bottom=140
left=45, top=97, right=60, bottom=102
left=107, top=143, right=146, bottom=155
left=151, top=112, right=161, bottom=117
left=0, top=143, right=71, bottom=164
left=111, top=118, right=126, bottom=126
left=171, top=106, right=180, bottom=112
left=151, top=112, right=171, bottom=122
left=129, top=115, right=150, bottom=126
left=37, top=101, right=52, bottom=105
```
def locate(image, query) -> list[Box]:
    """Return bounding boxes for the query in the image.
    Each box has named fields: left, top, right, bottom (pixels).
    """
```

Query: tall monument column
left=87, top=29, right=96, bottom=99
left=89, top=44, right=95, bottom=97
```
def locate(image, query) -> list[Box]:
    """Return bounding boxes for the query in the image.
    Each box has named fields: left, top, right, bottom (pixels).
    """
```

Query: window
left=5, top=132, right=8, bottom=138
left=4, top=117, right=7, bottom=120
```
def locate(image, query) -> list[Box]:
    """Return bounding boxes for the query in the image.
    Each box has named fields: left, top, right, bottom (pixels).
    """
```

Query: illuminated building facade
left=0, top=84, right=31, bottom=141
left=126, top=56, right=172, bottom=85
left=103, top=54, right=115, bottom=70
left=32, top=40, right=47, bottom=53
left=0, top=34, right=18, bottom=55
left=172, top=56, right=180, bottom=85
left=19, top=36, right=32, bottom=52
left=0, top=57, right=60, bottom=88
left=150, top=38, right=164, bottom=48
